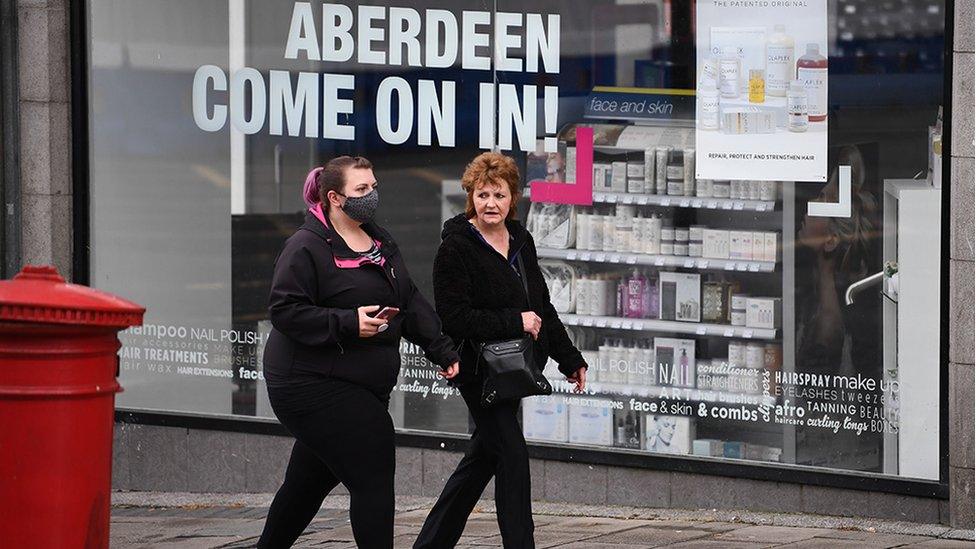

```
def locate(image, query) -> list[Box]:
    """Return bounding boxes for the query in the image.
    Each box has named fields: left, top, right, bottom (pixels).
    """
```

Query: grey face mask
left=338, top=189, right=379, bottom=223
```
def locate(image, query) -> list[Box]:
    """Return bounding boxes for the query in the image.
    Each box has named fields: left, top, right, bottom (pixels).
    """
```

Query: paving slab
left=586, top=526, right=714, bottom=545
left=772, top=540, right=872, bottom=549
left=471, top=529, right=600, bottom=548
left=148, top=535, right=245, bottom=549
left=666, top=540, right=774, bottom=549
left=107, top=491, right=974, bottom=548
left=900, top=540, right=976, bottom=548
left=537, top=515, right=658, bottom=534
left=816, top=529, right=942, bottom=547
left=556, top=543, right=651, bottom=549
left=712, top=525, right=835, bottom=544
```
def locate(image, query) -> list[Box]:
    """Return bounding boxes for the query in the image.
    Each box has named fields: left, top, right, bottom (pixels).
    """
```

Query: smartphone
left=374, top=307, right=400, bottom=320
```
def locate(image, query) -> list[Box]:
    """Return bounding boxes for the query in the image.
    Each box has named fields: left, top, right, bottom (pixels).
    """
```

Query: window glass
left=90, top=0, right=946, bottom=480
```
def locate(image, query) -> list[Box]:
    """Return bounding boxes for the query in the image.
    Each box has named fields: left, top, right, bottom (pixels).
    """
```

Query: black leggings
left=258, top=379, right=395, bottom=549
left=414, top=384, right=534, bottom=549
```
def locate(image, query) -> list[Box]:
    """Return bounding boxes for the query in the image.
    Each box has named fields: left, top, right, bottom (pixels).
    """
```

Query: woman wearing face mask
left=258, top=156, right=459, bottom=549
left=415, top=152, right=587, bottom=549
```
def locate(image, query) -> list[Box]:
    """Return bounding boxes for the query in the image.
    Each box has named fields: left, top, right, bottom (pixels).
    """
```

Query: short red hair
left=461, top=152, right=521, bottom=220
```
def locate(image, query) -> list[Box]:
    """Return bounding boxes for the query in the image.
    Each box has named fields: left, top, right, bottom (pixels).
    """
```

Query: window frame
left=70, top=0, right=956, bottom=499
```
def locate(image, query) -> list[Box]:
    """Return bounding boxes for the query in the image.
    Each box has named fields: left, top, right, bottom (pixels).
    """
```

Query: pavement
left=110, top=492, right=975, bottom=548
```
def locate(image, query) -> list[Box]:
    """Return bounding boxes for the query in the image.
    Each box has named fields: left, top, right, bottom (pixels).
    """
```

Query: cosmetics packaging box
left=696, top=360, right=731, bottom=392
left=763, top=232, right=779, bottom=263
left=593, top=163, right=613, bottom=192
left=539, top=260, right=576, bottom=314
left=730, top=369, right=760, bottom=394
left=702, top=281, right=730, bottom=323
left=720, top=107, right=776, bottom=135
left=643, top=149, right=656, bottom=193
left=729, top=231, right=754, bottom=260
left=745, top=443, right=766, bottom=461
left=612, top=408, right=643, bottom=449
left=522, top=395, right=569, bottom=442
left=703, top=229, right=731, bottom=260
left=752, top=232, right=766, bottom=263
left=566, top=146, right=577, bottom=181
left=745, top=297, right=782, bottom=329
left=693, top=438, right=725, bottom=457
left=659, top=272, right=700, bottom=322
left=695, top=359, right=711, bottom=390
left=711, top=180, right=731, bottom=198
left=569, top=400, right=614, bottom=446
left=723, top=440, right=746, bottom=459
left=644, top=414, right=695, bottom=455
left=611, top=161, right=628, bottom=192
left=653, top=337, right=696, bottom=388
left=627, top=162, right=645, bottom=179
left=723, top=103, right=788, bottom=129
left=529, top=203, right=576, bottom=249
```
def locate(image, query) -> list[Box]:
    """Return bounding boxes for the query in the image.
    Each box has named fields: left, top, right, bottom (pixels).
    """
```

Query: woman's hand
left=521, top=311, right=542, bottom=340
left=357, top=305, right=388, bottom=337
left=438, top=362, right=460, bottom=380
left=566, top=366, right=586, bottom=393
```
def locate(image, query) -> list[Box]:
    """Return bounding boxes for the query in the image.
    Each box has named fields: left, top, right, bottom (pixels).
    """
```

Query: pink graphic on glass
left=529, top=126, right=594, bottom=206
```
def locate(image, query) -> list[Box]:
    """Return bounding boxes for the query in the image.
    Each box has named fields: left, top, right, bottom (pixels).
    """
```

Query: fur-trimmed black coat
left=433, top=214, right=586, bottom=386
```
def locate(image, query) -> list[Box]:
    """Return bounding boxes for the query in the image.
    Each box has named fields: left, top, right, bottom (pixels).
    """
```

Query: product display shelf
left=591, top=191, right=777, bottom=213
left=522, top=188, right=777, bottom=213
left=527, top=120, right=798, bottom=465
left=535, top=247, right=777, bottom=273
left=582, top=381, right=777, bottom=407
left=559, top=313, right=778, bottom=340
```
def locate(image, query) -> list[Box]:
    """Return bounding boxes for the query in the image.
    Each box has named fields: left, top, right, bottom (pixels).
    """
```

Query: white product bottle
left=700, top=57, right=719, bottom=85
left=765, top=24, right=794, bottom=98
left=615, top=215, right=633, bottom=253
left=683, top=149, right=696, bottom=196
left=646, top=213, right=662, bottom=254
left=576, top=276, right=590, bottom=316
left=642, top=343, right=656, bottom=386
left=603, top=216, right=616, bottom=252
left=591, top=277, right=607, bottom=317
left=591, top=214, right=604, bottom=251
left=610, top=340, right=626, bottom=385
left=698, top=77, right=720, bottom=131
left=719, top=46, right=740, bottom=98
left=598, top=338, right=612, bottom=382
left=643, top=149, right=656, bottom=194
left=576, top=212, right=589, bottom=250
left=633, top=214, right=645, bottom=248
left=631, top=343, right=644, bottom=386
left=788, top=80, right=809, bottom=133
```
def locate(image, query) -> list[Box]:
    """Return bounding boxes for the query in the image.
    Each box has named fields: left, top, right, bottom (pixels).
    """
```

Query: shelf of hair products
left=523, top=123, right=796, bottom=464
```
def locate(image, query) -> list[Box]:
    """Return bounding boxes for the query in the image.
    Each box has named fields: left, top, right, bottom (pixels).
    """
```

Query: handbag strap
left=515, top=253, right=531, bottom=309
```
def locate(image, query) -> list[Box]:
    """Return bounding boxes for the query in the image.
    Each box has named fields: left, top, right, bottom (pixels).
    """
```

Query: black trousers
left=258, top=378, right=395, bottom=549
left=414, top=384, right=534, bottom=549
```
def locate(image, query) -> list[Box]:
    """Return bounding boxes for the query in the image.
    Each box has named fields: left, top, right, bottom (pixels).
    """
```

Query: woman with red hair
left=415, top=152, right=587, bottom=549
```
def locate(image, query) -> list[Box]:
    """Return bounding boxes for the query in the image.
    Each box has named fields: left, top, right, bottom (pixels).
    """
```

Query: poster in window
left=695, top=0, right=828, bottom=182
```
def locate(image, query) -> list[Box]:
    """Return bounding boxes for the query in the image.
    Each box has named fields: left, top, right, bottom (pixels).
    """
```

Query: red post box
left=0, top=265, right=144, bottom=548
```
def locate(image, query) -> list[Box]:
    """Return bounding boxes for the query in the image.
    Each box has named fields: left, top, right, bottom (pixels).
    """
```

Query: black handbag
left=476, top=254, right=552, bottom=406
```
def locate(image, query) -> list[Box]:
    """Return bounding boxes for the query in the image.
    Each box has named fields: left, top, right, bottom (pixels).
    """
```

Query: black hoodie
left=433, top=213, right=586, bottom=386
left=263, top=211, right=458, bottom=397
